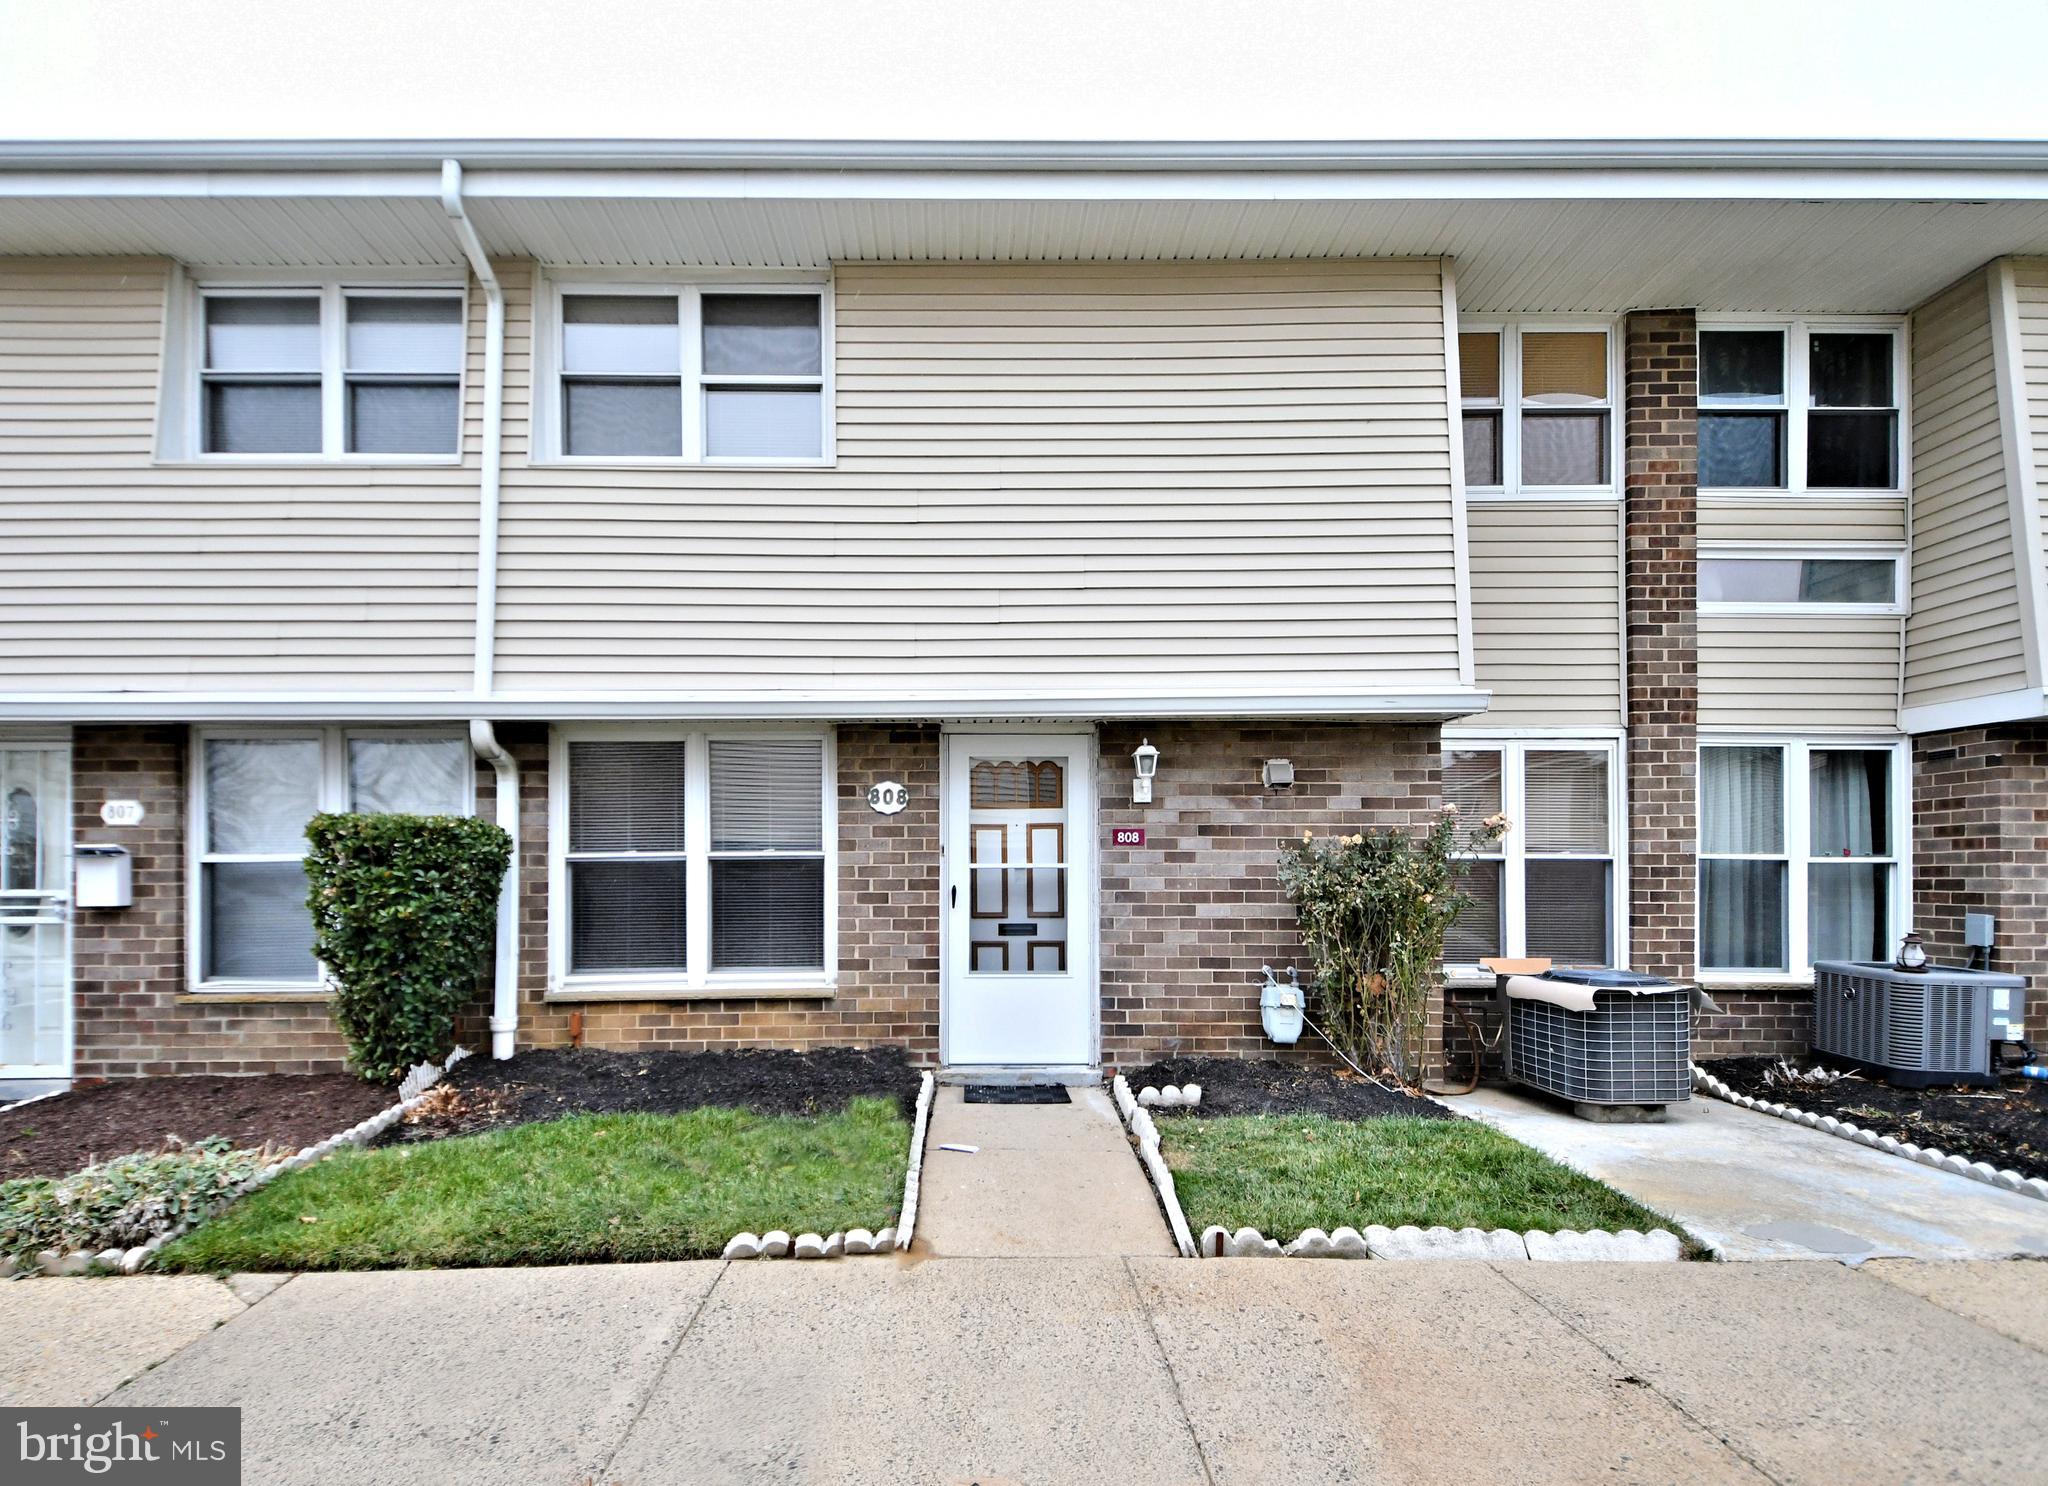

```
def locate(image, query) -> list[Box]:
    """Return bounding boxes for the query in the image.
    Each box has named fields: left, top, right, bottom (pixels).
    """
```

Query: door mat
left=963, top=1085, right=1072, bottom=1104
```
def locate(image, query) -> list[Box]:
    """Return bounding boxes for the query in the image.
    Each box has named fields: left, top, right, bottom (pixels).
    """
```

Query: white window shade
left=569, top=742, right=687, bottom=852
left=711, top=739, right=824, bottom=852
left=205, top=738, right=320, bottom=855
left=346, top=296, right=463, bottom=372
left=1524, top=750, right=1609, bottom=853
left=348, top=738, right=470, bottom=816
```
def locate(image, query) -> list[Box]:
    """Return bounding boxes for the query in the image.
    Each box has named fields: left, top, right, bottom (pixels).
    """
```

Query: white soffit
left=3, top=141, right=2048, bottom=312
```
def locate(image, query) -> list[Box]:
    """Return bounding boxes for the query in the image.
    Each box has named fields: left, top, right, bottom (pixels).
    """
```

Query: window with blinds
left=555, top=731, right=833, bottom=985
left=710, top=739, right=826, bottom=970
left=1440, top=741, right=1616, bottom=970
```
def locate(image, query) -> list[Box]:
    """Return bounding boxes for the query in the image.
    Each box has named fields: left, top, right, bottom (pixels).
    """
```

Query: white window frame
left=1697, top=544, right=1908, bottom=616
left=1696, top=734, right=1911, bottom=987
left=1457, top=318, right=1622, bottom=499
left=164, top=269, right=469, bottom=465
left=186, top=725, right=476, bottom=992
left=534, top=271, right=835, bottom=467
left=1439, top=734, right=1628, bottom=976
left=1697, top=316, right=1909, bottom=497
left=547, top=723, right=838, bottom=997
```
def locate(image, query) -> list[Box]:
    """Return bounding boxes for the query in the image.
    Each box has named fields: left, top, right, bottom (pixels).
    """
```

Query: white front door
left=0, top=742, right=72, bottom=1080
left=942, top=732, right=1096, bottom=1068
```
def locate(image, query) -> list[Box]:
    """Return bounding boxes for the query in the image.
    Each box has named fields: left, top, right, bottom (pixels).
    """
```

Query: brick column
left=1622, top=311, right=1699, bottom=982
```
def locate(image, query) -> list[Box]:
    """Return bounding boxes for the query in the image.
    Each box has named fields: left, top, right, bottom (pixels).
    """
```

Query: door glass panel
left=967, top=757, right=1067, bottom=976
left=0, top=747, right=69, bottom=1073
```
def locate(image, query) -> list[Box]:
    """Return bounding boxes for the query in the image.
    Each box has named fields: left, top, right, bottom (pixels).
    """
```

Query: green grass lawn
left=155, top=1098, right=908, bottom=1272
left=1161, top=1114, right=1692, bottom=1243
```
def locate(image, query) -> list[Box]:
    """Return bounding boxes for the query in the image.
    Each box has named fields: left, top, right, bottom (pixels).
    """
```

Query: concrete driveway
left=1458, top=1085, right=2048, bottom=1261
left=7, top=1255, right=2048, bottom=1484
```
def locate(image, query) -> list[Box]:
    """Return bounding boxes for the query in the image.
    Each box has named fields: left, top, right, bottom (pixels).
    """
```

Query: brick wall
left=1914, top=723, right=2048, bottom=996
left=70, top=725, right=349, bottom=1077
left=493, top=723, right=943, bottom=1059
left=1622, top=310, right=1699, bottom=986
left=1096, top=721, right=1445, bottom=1072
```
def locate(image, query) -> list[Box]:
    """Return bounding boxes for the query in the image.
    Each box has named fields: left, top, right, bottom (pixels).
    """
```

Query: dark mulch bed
left=388, top=1045, right=921, bottom=1144
left=0, top=1075, right=394, bottom=1182
left=1705, top=1055, right=2048, bottom=1182
left=1119, top=1056, right=1454, bottom=1122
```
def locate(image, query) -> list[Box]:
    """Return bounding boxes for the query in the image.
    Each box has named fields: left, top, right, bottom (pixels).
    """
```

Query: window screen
left=1808, top=333, right=1897, bottom=488
left=565, top=741, right=689, bottom=974
left=561, top=295, right=683, bottom=456
left=345, top=295, right=462, bottom=454
left=702, top=294, right=825, bottom=460
left=203, top=296, right=321, bottom=454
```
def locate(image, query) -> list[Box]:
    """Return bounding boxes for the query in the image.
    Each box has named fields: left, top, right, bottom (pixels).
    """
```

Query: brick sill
left=176, top=991, right=331, bottom=1005
left=545, top=984, right=836, bottom=1005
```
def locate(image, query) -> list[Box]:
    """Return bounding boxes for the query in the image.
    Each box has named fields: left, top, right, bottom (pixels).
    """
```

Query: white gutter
left=443, top=158, right=518, bottom=1061
left=5, top=136, right=2048, bottom=172
left=468, top=722, right=521, bottom=1061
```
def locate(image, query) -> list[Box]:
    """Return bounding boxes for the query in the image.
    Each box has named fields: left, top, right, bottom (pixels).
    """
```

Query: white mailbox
left=74, top=844, right=133, bottom=909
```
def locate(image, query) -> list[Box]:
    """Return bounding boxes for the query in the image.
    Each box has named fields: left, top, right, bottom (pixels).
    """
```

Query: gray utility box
left=1812, top=961, right=2025, bottom=1088
left=1503, top=968, right=1691, bottom=1117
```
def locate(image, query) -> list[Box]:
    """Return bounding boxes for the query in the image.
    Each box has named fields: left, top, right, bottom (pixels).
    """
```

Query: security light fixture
left=1132, top=739, right=1160, bottom=804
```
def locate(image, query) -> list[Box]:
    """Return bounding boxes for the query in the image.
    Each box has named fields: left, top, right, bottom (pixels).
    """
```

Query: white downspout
left=469, top=720, right=520, bottom=1061
left=442, top=159, right=519, bottom=1060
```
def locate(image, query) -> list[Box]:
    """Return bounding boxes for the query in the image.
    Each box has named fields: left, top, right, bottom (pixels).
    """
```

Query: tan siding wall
left=1699, top=614, right=1901, bottom=730
left=1699, top=497, right=1906, bottom=546
left=2013, top=259, right=2048, bottom=572
left=494, top=260, right=1462, bottom=700
left=0, top=257, right=480, bottom=694
left=1905, top=266, right=2032, bottom=709
left=1462, top=500, right=1621, bottom=726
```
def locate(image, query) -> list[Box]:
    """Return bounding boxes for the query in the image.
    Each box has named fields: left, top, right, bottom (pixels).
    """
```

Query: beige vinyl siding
left=0, top=257, right=481, bottom=694
left=494, top=260, right=1462, bottom=700
left=1464, top=500, right=1621, bottom=726
left=1904, top=266, right=2032, bottom=710
left=2013, top=259, right=2048, bottom=567
left=1700, top=615, right=1901, bottom=729
left=1699, top=497, right=1906, bottom=546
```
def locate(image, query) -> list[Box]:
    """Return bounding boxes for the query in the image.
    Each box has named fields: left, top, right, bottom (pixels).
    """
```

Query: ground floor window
left=550, top=728, right=834, bottom=992
left=190, top=728, right=472, bottom=987
left=1441, top=737, right=1621, bottom=970
left=1698, top=737, right=1905, bottom=980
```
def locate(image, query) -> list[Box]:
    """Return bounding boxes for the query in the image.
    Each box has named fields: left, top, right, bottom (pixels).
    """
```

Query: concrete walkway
left=7, top=1257, right=2048, bottom=1483
left=1458, top=1085, right=2048, bottom=1261
left=914, top=1084, right=1176, bottom=1257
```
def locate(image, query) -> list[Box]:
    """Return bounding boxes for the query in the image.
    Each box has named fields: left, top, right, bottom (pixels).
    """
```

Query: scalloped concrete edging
left=719, top=1069, right=933, bottom=1262
left=1112, top=1073, right=1198, bottom=1257
left=1691, top=1063, right=2048, bottom=1204
left=1195, top=1221, right=1681, bottom=1261
left=10, top=1047, right=469, bottom=1279
left=1136, top=1082, right=1202, bottom=1109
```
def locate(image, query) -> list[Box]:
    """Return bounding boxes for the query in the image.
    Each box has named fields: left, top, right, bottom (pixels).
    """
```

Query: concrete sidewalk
left=7, top=1256, right=2048, bottom=1484
left=1458, top=1085, right=2048, bottom=1261
left=914, top=1084, right=1176, bottom=1256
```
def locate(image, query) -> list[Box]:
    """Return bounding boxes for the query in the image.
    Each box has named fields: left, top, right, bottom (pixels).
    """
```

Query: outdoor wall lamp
left=1132, top=739, right=1160, bottom=804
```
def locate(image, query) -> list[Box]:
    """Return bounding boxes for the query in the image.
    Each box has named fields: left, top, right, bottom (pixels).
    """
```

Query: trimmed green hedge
left=305, top=813, right=512, bottom=1083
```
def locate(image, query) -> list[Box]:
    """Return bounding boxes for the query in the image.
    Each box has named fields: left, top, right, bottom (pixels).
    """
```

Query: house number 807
left=866, top=781, right=909, bottom=815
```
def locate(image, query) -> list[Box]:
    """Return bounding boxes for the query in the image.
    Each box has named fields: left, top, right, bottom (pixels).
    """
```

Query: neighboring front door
left=0, top=742, right=71, bottom=1081
left=942, top=733, right=1096, bottom=1067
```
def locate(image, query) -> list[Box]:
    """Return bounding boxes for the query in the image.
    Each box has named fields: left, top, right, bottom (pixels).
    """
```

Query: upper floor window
left=197, top=286, right=464, bottom=458
left=1699, top=323, right=1901, bottom=493
left=1459, top=323, right=1615, bottom=495
left=546, top=284, right=829, bottom=463
left=1699, top=552, right=1903, bottom=614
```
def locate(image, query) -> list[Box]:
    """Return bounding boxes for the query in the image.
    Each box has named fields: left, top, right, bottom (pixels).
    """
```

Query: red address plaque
left=1112, top=827, right=1146, bottom=847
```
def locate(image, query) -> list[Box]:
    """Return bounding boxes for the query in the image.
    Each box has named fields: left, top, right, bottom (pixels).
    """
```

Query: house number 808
left=866, top=781, right=909, bottom=815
